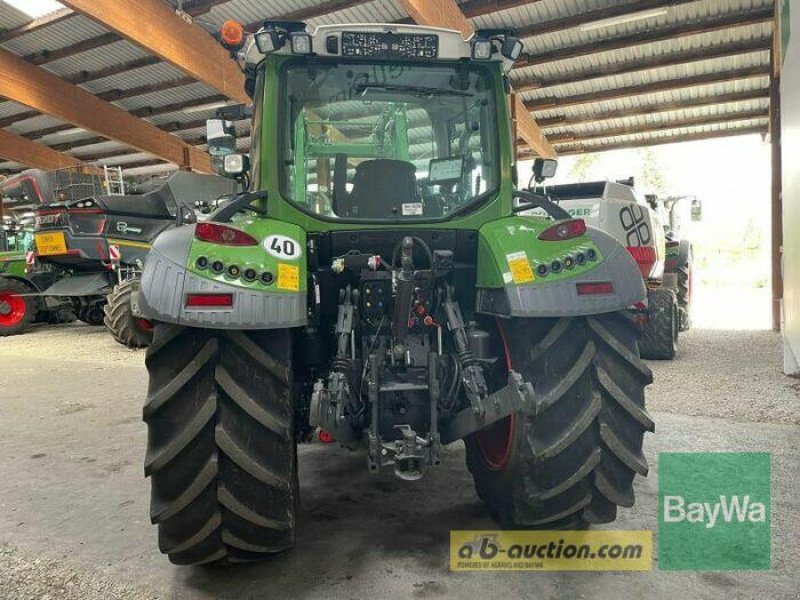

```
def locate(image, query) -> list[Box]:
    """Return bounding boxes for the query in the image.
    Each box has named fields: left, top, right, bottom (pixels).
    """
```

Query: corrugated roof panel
left=519, top=51, right=770, bottom=102
left=531, top=76, right=770, bottom=121
left=6, top=114, right=70, bottom=135
left=0, top=13, right=108, bottom=55
left=555, top=117, right=768, bottom=151
left=0, top=100, right=32, bottom=119
left=309, top=0, right=406, bottom=26
left=113, top=82, right=218, bottom=112
left=544, top=97, right=771, bottom=137
left=41, top=40, right=151, bottom=79
left=512, top=23, right=773, bottom=84
left=0, top=0, right=34, bottom=30
left=515, top=0, right=773, bottom=53
left=79, top=61, right=188, bottom=95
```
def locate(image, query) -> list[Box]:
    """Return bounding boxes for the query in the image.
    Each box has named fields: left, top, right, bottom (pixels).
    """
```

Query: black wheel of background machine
left=43, top=307, right=77, bottom=324
left=465, top=311, right=654, bottom=528
left=639, top=288, right=678, bottom=360
left=676, top=242, right=693, bottom=332
left=0, top=279, right=37, bottom=336
left=79, top=301, right=106, bottom=326
left=104, top=279, right=153, bottom=348
left=144, top=324, right=298, bottom=565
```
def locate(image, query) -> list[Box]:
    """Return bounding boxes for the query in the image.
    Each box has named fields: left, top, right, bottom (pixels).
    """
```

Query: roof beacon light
left=471, top=39, right=493, bottom=60
left=220, top=20, right=245, bottom=50
left=290, top=32, right=312, bottom=55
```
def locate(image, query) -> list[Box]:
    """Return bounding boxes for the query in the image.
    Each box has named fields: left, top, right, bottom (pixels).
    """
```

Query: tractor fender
left=475, top=217, right=646, bottom=318
left=137, top=224, right=307, bottom=329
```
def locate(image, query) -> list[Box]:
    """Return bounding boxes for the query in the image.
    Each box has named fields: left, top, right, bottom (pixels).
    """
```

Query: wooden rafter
left=60, top=0, right=249, bottom=104
left=0, top=8, right=75, bottom=43
left=397, top=0, right=556, bottom=157
left=0, top=47, right=211, bottom=172
left=0, top=128, right=92, bottom=171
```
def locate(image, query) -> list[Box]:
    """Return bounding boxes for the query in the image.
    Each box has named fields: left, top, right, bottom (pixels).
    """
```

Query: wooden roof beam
left=0, top=47, right=211, bottom=172
left=60, top=0, right=248, bottom=104
left=398, top=0, right=556, bottom=158
left=0, top=128, right=94, bottom=171
left=525, top=65, right=770, bottom=112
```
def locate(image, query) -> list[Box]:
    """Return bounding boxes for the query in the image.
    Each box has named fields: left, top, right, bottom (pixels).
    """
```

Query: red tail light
left=576, top=282, right=614, bottom=295
left=195, top=222, right=258, bottom=246
left=626, top=246, right=658, bottom=278
left=318, top=429, right=334, bottom=444
left=538, top=218, right=587, bottom=241
left=185, top=293, right=234, bottom=307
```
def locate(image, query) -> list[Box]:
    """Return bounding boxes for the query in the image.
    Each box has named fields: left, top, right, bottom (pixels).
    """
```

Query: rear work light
left=626, top=245, right=658, bottom=278
left=577, top=282, right=614, bottom=296
left=185, top=293, right=234, bottom=308
left=195, top=222, right=258, bottom=246
left=538, top=218, right=587, bottom=241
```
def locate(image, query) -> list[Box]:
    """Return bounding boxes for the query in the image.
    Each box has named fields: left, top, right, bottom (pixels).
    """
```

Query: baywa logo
left=658, top=452, right=771, bottom=570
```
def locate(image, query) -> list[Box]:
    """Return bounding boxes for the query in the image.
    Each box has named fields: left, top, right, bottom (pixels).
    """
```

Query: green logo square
left=658, top=452, right=771, bottom=570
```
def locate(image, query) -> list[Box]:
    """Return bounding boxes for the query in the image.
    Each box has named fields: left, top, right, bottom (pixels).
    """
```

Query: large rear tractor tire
left=639, top=288, right=679, bottom=360
left=0, top=279, right=37, bottom=337
left=676, top=242, right=693, bottom=332
left=144, top=324, right=298, bottom=565
left=465, top=312, right=654, bottom=528
left=104, top=279, right=153, bottom=348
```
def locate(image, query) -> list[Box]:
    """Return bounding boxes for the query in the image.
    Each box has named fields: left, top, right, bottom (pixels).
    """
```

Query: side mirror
left=206, top=118, right=237, bottom=176
left=531, top=158, right=558, bottom=185
left=691, top=198, right=703, bottom=222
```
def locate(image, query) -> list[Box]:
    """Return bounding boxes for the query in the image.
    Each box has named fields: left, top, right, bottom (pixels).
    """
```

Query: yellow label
left=277, top=263, right=300, bottom=291
left=506, top=251, right=534, bottom=284
left=35, top=232, right=67, bottom=256
left=450, top=530, right=652, bottom=571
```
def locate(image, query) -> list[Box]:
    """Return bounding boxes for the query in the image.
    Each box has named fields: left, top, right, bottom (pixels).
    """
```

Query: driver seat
left=340, top=159, right=417, bottom=218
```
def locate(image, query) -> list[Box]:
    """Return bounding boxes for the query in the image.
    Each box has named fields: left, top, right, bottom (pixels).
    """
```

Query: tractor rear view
left=136, top=20, right=655, bottom=566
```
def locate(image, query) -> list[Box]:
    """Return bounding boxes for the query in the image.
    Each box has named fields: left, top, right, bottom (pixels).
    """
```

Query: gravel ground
left=645, top=327, right=800, bottom=425
left=0, top=544, right=155, bottom=600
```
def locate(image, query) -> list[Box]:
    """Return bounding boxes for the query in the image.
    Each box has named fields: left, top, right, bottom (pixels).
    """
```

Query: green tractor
left=138, top=21, right=654, bottom=565
left=0, top=189, right=74, bottom=336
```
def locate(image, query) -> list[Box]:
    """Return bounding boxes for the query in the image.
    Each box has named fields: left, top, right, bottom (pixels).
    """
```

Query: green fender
left=475, top=216, right=646, bottom=317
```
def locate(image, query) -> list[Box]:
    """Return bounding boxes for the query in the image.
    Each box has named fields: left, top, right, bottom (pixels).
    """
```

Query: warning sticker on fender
left=277, top=263, right=300, bottom=291
left=506, top=251, right=534, bottom=284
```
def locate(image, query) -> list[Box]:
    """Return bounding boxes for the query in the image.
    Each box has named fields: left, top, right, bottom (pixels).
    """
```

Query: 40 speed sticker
left=450, top=530, right=652, bottom=571
left=264, top=234, right=302, bottom=260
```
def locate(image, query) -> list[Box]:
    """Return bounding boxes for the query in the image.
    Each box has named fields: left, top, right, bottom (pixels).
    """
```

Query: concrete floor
left=0, top=324, right=798, bottom=599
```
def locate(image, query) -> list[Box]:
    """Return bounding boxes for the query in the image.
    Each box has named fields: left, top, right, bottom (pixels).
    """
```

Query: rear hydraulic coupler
left=442, top=287, right=489, bottom=416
